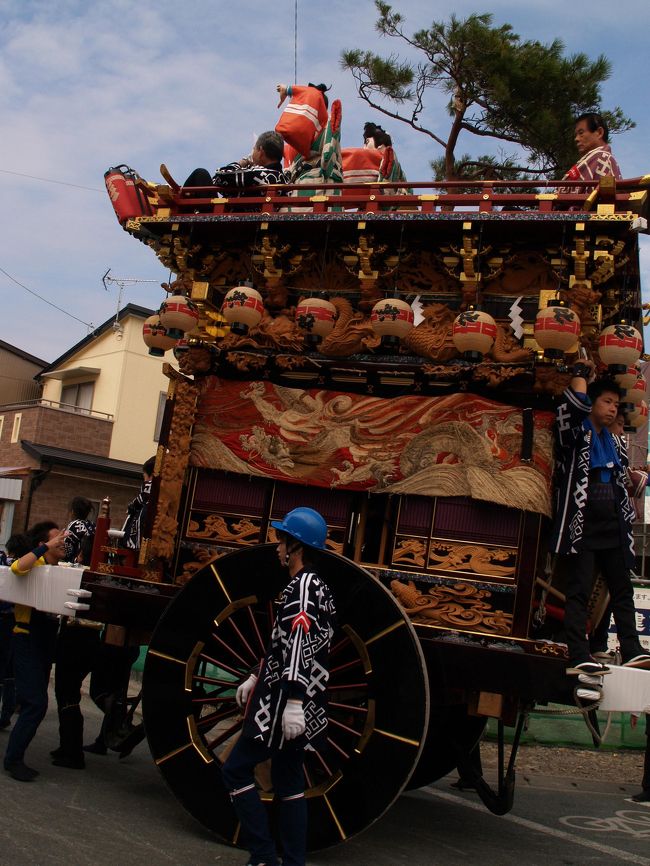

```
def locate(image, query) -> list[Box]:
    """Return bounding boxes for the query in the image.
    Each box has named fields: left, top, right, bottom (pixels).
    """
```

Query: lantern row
left=141, top=286, right=647, bottom=429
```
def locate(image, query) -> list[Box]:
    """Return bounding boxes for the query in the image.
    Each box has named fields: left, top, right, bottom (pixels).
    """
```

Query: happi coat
left=549, top=387, right=636, bottom=568
left=243, top=567, right=335, bottom=750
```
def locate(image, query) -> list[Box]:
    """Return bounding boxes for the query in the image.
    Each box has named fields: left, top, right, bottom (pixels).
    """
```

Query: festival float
left=91, top=106, right=650, bottom=849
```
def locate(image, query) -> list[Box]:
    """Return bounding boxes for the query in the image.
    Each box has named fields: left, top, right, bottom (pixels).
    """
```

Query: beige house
left=39, top=304, right=173, bottom=463
left=0, top=305, right=177, bottom=541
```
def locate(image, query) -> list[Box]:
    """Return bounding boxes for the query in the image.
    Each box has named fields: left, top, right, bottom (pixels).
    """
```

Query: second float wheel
left=142, top=544, right=429, bottom=851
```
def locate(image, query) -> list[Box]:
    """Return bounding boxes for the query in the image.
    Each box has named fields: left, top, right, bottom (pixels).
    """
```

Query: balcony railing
left=0, top=398, right=114, bottom=422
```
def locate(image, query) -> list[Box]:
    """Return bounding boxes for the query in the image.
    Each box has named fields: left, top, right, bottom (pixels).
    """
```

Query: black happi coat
left=212, top=160, right=288, bottom=192
left=243, top=568, right=335, bottom=750
left=123, top=479, right=152, bottom=550
left=549, top=387, right=636, bottom=567
left=64, top=518, right=95, bottom=563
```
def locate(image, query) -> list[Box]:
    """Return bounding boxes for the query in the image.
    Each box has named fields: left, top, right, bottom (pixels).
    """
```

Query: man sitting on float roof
left=183, top=131, right=288, bottom=193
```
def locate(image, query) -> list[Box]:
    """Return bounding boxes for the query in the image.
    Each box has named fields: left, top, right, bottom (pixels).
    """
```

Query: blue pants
left=4, top=616, right=58, bottom=767
left=222, top=735, right=307, bottom=866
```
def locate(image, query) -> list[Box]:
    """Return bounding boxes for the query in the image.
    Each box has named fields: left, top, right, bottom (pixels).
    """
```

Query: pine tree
left=341, top=3, right=633, bottom=180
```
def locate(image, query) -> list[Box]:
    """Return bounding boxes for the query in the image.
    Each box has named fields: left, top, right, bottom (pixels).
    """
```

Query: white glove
left=236, top=673, right=258, bottom=709
left=282, top=699, right=306, bottom=740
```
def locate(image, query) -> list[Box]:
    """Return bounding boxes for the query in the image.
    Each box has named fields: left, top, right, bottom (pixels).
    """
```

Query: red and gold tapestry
left=190, top=378, right=555, bottom=515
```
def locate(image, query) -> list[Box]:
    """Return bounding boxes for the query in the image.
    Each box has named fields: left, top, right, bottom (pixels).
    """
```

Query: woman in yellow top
left=4, top=522, right=66, bottom=782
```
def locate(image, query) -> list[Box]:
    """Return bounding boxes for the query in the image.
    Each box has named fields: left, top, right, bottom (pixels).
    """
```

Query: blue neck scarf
left=584, top=418, right=621, bottom=482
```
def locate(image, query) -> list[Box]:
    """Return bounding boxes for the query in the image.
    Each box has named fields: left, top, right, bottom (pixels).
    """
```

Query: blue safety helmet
left=271, top=507, right=327, bottom=550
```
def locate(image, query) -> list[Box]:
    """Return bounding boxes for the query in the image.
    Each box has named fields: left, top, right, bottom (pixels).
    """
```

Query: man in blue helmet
left=222, top=507, right=336, bottom=866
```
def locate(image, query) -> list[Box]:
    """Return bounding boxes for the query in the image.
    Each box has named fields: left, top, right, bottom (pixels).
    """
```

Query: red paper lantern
left=221, top=286, right=264, bottom=335
left=370, top=298, right=414, bottom=349
left=614, top=365, right=641, bottom=391
left=159, top=294, right=200, bottom=340
left=142, top=315, right=177, bottom=357
left=452, top=307, right=497, bottom=359
left=533, top=300, right=580, bottom=359
left=627, top=374, right=647, bottom=406
left=627, top=399, right=648, bottom=430
left=598, top=322, right=643, bottom=371
left=296, top=296, right=337, bottom=346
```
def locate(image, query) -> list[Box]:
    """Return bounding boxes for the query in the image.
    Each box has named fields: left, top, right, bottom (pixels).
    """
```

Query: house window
left=61, top=382, right=94, bottom=414
left=0, top=416, right=4, bottom=440
left=153, top=391, right=167, bottom=442
left=10, top=413, right=21, bottom=443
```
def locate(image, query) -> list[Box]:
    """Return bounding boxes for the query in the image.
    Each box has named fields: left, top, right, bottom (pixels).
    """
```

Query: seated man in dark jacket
left=184, top=131, right=288, bottom=194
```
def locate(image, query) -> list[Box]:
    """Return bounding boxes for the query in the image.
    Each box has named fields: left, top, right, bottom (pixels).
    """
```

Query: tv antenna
left=102, top=268, right=160, bottom=335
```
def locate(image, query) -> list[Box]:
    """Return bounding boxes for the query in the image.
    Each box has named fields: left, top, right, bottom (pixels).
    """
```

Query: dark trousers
left=563, top=547, right=644, bottom=666
left=183, top=168, right=213, bottom=187
left=641, top=713, right=650, bottom=792
left=54, top=624, right=138, bottom=754
left=54, top=623, right=102, bottom=758
left=4, top=617, right=57, bottom=766
left=88, top=642, right=139, bottom=747
left=222, top=736, right=307, bottom=866
left=0, top=613, right=16, bottom=724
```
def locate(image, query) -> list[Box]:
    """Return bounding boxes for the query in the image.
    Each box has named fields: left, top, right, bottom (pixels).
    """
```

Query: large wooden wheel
left=142, top=545, right=429, bottom=851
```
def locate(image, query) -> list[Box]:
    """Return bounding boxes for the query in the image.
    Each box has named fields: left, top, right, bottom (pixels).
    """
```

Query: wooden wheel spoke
left=195, top=707, right=239, bottom=728
left=225, top=609, right=263, bottom=663
left=329, top=657, right=363, bottom=676
left=326, top=735, right=351, bottom=760
left=247, top=604, right=268, bottom=656
left=193, top=673, right=238, bottom=688
left=192, top=694, right=237, bottom=705
left=328, top=700, right=368, bottom=715
left=303, top=762, right=314, bottom=789
left=327, top=681, right=368, bottom=692
left=196, top=707, right=240, bottom=729
left=309, top=746, right=334, bottom=777
left=328, top=636, right=353, bottom=657
left=201, top=649, right=245, bottom=679
left=328, top=716, right=364, bottom=738
left=209, top=629, right=255, bottom=669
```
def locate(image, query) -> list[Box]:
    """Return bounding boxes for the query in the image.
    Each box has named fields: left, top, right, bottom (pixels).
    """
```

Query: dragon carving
left=221, top=310, right=305, bottom=353
left=401, top=303, right=457, bottom=361
left=488, top=323, right=534, bottom=363
left=319, top=297, right=378, bottom=357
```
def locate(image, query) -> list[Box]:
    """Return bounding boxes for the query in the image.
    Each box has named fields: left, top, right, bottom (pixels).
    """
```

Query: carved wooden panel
left=389, top=575, right=514, bottom=636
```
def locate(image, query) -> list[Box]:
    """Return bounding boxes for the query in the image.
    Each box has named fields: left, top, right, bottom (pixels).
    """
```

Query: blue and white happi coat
left=243, top=568, right=336, bottom=750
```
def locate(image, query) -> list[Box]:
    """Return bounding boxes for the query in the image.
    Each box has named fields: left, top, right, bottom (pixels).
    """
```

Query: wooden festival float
left=88, top=163, right=650, bottom=848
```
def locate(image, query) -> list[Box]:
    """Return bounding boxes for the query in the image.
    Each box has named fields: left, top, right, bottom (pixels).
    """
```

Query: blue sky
left=1, top=0, right=649, bottom=362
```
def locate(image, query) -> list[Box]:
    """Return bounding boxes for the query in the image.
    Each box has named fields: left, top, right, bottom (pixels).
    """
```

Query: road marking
left=560, top=809, right=650, bottom=837
left=423, top=788, right=650, bottom=866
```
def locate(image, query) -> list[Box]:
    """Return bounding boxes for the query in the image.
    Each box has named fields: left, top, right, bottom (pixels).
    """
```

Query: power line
left=0, top=168, right=103, bottom=193
left=0, top=266, right=94, bottom=328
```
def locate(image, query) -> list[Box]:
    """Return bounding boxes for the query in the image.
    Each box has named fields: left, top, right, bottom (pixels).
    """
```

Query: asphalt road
left=0, top=691, right=648, bottom=866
